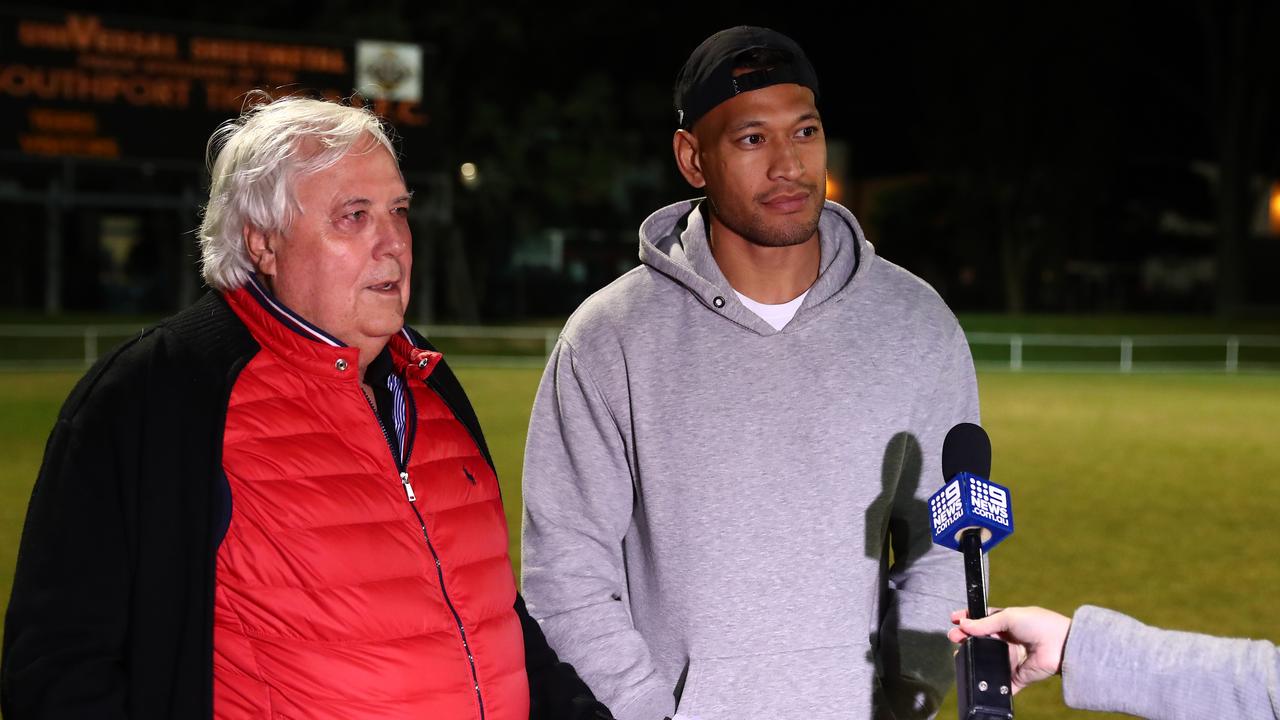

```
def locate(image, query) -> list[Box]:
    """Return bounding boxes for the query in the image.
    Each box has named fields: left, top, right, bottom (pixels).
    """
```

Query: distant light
left=825, top=172, right=840, bottom=203
left=459, top=162, right=479, bottom=189
left=1270, top=181, right=1280, bottom=236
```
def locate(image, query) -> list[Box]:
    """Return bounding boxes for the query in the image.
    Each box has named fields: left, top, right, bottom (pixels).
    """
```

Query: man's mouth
left=760, top=190, right=810, bottom=213
left=367, top=280, right=400, bottom=293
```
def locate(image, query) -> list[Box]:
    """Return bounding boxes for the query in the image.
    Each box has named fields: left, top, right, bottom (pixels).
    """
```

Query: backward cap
left=673, top=26, right=820, bottom=130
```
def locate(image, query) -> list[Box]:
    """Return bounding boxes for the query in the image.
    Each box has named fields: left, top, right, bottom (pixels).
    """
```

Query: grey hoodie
left=1062, top=606, right=1280, bottom=719
left=521, top=199, right=979, bottom=720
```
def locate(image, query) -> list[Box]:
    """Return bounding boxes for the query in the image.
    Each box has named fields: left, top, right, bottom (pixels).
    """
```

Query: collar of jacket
left=221, top=275, right=442, bottom=383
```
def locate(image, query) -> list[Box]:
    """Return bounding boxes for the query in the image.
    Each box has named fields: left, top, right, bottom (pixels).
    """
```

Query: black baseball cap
left=674, top=26, right=820, bottom=130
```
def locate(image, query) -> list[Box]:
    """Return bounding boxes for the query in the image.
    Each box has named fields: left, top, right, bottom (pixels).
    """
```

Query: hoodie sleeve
left=521, top=338, right=675, bottom=720
left=877, top=323, right=979, bottom=719
left=1062, top=605, right=1280, bottom=720
left=517, top=594, right=615, bottom=720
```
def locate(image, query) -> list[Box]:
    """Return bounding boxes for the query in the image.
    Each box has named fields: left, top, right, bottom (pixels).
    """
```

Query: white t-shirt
left=734, top=289, right=809, bottom=331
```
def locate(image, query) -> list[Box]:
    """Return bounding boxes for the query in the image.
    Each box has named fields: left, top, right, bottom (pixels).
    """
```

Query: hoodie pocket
left=674, top=643, right=873, bottom=720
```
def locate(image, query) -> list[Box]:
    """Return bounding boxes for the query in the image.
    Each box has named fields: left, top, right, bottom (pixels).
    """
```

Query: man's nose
left=768, top=140, right=804, bottom=181
left=374, top=213, right=411, bottom=256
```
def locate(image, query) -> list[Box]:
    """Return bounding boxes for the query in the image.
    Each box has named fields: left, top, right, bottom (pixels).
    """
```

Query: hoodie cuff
left=1061, top=605, right=1155, bottom=715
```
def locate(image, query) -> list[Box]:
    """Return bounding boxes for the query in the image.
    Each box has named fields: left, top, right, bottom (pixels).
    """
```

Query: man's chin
left=735, top=201, right=821, bottom=246
left=750, top=220, right=820, bottom=248
left=361, top=314, right=406, bottom=341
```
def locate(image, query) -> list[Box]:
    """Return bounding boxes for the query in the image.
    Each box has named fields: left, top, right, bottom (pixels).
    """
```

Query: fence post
left=1226, top=336, right=1239, bottom=373
left=1010, top=335, right=1023, bottom=371
left=85, top=327, right=98, bottom=366
left=1120, top=337, right=1133, bottom=373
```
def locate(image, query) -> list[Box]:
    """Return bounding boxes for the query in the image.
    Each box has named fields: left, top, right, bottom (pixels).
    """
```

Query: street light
left=1270, top=180, right=1280, bottom=236
left=459, top=162, right=479, bottom=189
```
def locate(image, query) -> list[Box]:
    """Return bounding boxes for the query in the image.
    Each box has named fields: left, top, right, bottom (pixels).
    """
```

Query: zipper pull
left=400, top=471, right=416, bottom=502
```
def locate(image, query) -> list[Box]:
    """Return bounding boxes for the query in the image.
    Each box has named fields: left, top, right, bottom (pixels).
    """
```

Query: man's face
left=261, top=137, right=413, bottom=349
left=688, top=83, right=826, bottom=247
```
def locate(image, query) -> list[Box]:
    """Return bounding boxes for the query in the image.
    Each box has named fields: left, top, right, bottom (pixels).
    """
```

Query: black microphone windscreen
left=942, top=422, right=992, bottom=482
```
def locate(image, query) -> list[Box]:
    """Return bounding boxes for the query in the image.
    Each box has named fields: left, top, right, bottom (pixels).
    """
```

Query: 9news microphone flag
left=929, top=423, right=1015, bottom=720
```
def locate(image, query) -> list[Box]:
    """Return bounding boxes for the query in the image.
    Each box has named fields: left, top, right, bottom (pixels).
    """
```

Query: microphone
left=931, top=422, right=1013, bottom=613
left=929, top=422, right=1015, bottom=720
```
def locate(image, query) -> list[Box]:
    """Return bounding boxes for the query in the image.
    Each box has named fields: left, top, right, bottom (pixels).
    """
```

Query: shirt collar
left=243, top=273, right=347, bottom=347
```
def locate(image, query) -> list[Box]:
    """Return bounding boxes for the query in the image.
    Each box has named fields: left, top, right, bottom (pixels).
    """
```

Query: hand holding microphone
left=935, top=423, right=1280, bottom=720
left=947, top=607, right=1071, bottom=694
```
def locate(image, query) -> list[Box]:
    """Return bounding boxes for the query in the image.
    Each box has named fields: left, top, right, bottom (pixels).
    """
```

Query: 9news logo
left=969, top=478, right=1010, bottom=527
left=930, top=481, right=965, bottom=536
left=928, top=473, right=1015, bottom=552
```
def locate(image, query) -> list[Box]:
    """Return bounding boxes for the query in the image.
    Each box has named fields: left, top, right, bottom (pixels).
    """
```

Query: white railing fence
left=966, top=333, right=1280, bottom=373
left=3, top=324, right=1280, bottom=373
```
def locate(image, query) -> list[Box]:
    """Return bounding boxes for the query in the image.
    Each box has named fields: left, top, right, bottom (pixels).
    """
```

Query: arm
left=2, top=373, right=133, bottom=718
left=951, top=605, right=1280, bottom=720
left=1063, top=605, right=1280, bottom=720
left=518, top=593, right=613, bottom=720
left=521, top=339, right=674, bottom=720
left=878, top=325, right=979, bottom=718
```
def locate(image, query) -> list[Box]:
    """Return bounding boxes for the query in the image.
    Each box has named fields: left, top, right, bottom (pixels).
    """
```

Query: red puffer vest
left=211, top=284, right=527, bottom=720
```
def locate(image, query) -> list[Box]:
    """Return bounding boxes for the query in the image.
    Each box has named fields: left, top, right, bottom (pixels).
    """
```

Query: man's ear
left=244, top=224, right=278, bottom=279
left=672, top=129, right=706, bottom=189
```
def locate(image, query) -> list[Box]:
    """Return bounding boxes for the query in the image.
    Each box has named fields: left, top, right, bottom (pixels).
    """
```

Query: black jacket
left=2, top=292, right=608, bottom=720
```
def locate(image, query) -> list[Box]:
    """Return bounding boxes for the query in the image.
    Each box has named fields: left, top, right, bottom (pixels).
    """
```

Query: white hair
left=198, top=95, right=398, bottom=290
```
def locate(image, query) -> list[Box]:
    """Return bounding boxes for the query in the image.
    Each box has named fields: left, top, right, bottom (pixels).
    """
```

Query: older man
left=2, top=97, right=608, bottom=720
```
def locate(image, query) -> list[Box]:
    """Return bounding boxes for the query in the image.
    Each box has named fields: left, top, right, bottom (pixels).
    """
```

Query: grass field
left=3, top=367, right=1279, bottom=719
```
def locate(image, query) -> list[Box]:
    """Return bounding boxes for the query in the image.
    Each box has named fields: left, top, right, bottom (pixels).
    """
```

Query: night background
left=2, top=5, right=1279, bottom=720
left=3, top=0, right=1279, bottom=323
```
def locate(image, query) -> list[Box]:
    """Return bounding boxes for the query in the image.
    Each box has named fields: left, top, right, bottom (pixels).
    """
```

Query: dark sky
left=407, top=1, right=1216, bottom=174
left=36, top=0, right=1226, bottom=177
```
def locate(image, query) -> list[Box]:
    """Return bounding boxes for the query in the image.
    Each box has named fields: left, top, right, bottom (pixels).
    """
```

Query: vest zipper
left=361, top=381, right=486, bottom=720
left=405, top=494, right=486, bottom=720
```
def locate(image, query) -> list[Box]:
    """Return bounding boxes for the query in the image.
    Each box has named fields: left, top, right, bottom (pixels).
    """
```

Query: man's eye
left=393, top=206, right=410, bottom=217
left=344, top=210, right=367, bottom=222
left=797, top=126, right=819, bottom=138
left=741, top=134, right=764, bottom=146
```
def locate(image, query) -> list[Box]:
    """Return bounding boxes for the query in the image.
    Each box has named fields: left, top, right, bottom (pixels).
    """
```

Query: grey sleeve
left=878, top=324, right=979, bottom=718
left=1063, top=605, right=1280, bottom=720
left=520, top=339, right=675, bottom=720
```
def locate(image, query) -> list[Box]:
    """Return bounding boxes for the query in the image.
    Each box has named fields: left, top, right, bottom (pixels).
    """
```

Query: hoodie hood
left=637, top=198, right=875, bottom=335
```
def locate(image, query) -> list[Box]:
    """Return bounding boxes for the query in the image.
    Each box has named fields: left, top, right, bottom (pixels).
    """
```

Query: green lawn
left=3, top=367, right=1278, bottom=720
